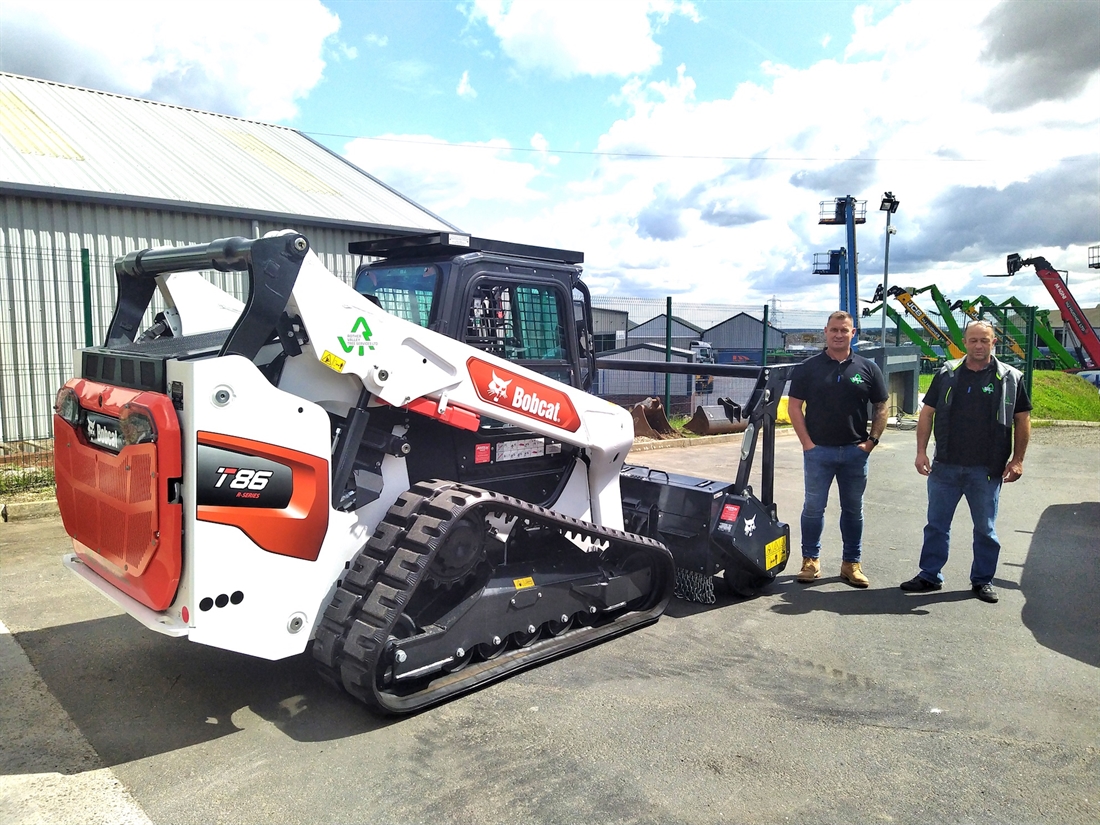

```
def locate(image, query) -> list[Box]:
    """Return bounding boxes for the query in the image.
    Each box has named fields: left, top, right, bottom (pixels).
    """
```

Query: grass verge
left=918, top=369, right=1100, bottom=421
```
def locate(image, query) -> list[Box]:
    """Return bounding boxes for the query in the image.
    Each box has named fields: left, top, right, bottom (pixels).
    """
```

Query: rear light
left=55, top=387, right=83, bottom=427
left=120, top=402, right=158, bottom=446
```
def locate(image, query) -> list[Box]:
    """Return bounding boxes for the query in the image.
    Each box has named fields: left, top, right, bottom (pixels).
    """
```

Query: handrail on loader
left=105, top=234, right=310, bottom=361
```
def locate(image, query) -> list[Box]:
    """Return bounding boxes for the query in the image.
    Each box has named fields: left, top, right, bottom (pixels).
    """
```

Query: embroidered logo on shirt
left=982, top=383, right=994, bottom=394
left=849, top=374, right=864, bottom=385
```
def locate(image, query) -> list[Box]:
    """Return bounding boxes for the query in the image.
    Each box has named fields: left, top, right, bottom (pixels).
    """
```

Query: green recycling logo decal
left=849, top=374, right=864, bottom=385
left=338, top=316, right=375, bottom=355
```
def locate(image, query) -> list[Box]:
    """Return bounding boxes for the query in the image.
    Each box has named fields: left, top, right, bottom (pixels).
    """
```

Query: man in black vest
left=902, top=320, right=1031, bottom=603
left=788, top=311, right=888, bottom=587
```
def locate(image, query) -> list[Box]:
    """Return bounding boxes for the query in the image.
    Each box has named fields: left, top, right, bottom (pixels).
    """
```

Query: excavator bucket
left=631, top=397, right=676, bottom=439
left=684, top=397, right=747, bottom=436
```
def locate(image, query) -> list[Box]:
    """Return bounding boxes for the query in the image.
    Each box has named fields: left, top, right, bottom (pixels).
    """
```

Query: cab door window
left=353, top=264, right=440, bottom=327
left=465, top=279, right=573, bottom=385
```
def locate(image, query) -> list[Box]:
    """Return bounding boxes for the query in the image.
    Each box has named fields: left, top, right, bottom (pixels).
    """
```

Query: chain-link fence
left=0, top=258, right=798, bottom=492
left=0, top=245, right=1046, bottom=493
left=591, top=295, right=830, bottom=332
left=0, top=244, right=258, bottom=492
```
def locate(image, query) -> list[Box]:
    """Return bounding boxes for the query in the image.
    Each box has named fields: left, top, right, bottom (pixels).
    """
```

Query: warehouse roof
left=0, top=72, right=456, bottom=234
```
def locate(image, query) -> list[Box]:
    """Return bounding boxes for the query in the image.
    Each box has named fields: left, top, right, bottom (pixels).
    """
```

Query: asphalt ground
left=1, top=424, right=1097, bottom=825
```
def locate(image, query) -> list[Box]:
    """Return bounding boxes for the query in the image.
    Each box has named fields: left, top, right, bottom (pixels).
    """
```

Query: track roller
left=312, top=480, right=675, bottom=713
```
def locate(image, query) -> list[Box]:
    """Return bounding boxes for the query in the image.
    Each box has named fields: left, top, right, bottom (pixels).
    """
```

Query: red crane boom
left=1007, top=254, right=1100, bottom=370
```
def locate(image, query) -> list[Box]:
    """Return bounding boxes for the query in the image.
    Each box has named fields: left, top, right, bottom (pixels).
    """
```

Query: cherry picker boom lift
left=1006, top=254, right=1100, bottom=370
left=884, top=286, right=965, bottom=359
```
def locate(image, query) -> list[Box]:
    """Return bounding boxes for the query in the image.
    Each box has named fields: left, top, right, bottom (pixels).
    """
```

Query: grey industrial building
left=0, top=72, right=937, bottom=448
left=702, top=312, right=786, bottom=357
left=627, top=314, right=703, bottom=351
left=0, top=72, right=455, bottom=442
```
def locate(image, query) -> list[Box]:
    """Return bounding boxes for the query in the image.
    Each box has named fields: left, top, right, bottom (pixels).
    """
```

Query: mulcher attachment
left=620, top=467, right=789, bottom=603
left=619, top=364, right=793, bottom=602
left=312, top=480, right=675, bottom=714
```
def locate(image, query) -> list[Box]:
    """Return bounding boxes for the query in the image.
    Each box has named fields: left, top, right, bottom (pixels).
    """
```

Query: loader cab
left=353, top=262, right=442, bottom=328
left=351, top=233, right=594, bottom=506
left=351, top=232, right=594, bottom=391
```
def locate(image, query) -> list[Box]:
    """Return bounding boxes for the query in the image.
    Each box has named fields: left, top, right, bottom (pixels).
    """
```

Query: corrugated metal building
left=703, top=312, right=786, bottom=350
left=0, top=72, right=456, bottom=442
left=592, top=306, right=628, bottom=352
left=627, top=314, right=703, bottom=350
left=596, top=343, right=694, bottom=399
left=596, top=343, right=760, bottom=414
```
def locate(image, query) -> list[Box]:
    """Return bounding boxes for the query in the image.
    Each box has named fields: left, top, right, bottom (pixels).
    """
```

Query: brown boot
left=840, top=561, right=870, bottom=588
left=796, top=557, right=821, bottom=583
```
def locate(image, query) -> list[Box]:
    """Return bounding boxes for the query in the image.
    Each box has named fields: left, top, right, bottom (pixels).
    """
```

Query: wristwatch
left=867, top=436, right=880, bottom=446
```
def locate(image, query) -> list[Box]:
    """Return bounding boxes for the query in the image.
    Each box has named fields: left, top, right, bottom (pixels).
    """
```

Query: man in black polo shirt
left=902, top=320, right=1031, bottom=603
left=788, top=311, right=888, bottom=588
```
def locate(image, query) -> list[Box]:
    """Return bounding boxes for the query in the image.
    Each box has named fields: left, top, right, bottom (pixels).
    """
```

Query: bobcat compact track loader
left=54, top=230, right=788, bottom=714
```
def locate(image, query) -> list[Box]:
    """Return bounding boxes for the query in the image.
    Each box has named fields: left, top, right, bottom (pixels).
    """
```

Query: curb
left=1, top=499, right=60, bottom=523
left=629, top=426, right=797, bottom=453
left=1031, top=419, right=1100, bottom=428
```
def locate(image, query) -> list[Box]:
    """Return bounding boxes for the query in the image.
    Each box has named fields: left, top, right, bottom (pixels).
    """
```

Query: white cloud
left=0, top=0, right=341, bottom=121
left=343, top=135, right=545, bottom=216
left=529, top=132, right=560, bottom=166
left=3, top=0, right=1096, bottom=314
left=412, top=1, right=1100, bottom=311
left=457, top=70, right=477, bottom=99
left=464, top=0, right=698, bottom=79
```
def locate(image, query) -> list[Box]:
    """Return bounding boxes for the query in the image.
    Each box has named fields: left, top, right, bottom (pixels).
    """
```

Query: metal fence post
left=81, top=248, right=93, bottom=347
left=761, top=304, right=769, bottom=367
left=1023, top=305, right=1035, bottom=399
left=664, top=296, right=672, bottom=413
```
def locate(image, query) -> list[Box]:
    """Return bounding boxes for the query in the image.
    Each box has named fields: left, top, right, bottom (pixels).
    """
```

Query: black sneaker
left=972, top=583, right=999, bottom=603
left=900, top=575, right=942, bottom=592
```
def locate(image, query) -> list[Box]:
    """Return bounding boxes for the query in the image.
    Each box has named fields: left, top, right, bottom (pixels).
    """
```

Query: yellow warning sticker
left=765, top=535, right=788, bottom=570
left=320, top=350, right=346, bottom=373
left=513, top=576, right=535, bottom=590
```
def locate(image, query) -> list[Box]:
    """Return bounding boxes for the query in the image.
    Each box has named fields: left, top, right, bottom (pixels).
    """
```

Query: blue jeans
left=800, top=444, right=869, bottom=563
left=917, top=462, right=1003, bottom=585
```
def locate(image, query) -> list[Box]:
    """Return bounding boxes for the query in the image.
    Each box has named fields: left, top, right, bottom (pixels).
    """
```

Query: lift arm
left=886, top=287, right=965, bottom=358
left=1032, top=308, right=1082, bottom=369
left=862, top=303, right=940, bottom=360
left=950, top=298, right=1027, bottom=360
left=1007, top=254, right=1099, bottom=369
left=912, top=284, right=965, bottom=345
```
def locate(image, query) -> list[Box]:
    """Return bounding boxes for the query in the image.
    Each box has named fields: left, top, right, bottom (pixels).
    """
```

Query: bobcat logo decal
left=467, top=357, right=583, bottom=432
left=743, top=515, right=757, bottom=537
left=487, top=371, right=512, bottom=401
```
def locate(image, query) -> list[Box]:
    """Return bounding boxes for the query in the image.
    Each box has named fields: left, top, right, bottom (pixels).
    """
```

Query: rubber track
left=312, top=479, right=674, bottom=714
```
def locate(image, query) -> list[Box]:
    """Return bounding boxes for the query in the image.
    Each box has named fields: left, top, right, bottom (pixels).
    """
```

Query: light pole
left=879, top=191, right=900, bottom=361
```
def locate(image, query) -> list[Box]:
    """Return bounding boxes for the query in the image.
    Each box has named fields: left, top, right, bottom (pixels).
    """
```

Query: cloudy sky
left=1, top=0, right=1098, bottom=320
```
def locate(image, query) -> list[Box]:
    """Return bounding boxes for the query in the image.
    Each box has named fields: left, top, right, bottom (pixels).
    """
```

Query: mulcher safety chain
left=312, top=479, right=675, bottom=714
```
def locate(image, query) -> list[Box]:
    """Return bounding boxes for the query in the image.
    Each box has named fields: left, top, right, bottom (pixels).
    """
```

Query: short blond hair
left=826, top=311, right=854, bottom=326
